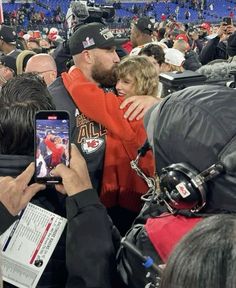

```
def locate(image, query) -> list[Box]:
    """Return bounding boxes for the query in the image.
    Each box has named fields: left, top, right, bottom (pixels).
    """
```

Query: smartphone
left=222, top=17, right=232, bottom=26
left=35, top=111, right=70, bottom=184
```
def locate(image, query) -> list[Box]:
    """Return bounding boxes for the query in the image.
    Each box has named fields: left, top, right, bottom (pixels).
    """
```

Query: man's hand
left=0, top=163, right=45, bottom=216
left=0, top=66, right=14, bottom=86
left=226, top=25, right=236, bottom=35
left=191, top=31, right=199, bottom=41
left=217, top=24, right=227, bottom=38
left=53, top=144, right=92, bottom=196
left=120, top=96, right=161, bottom=121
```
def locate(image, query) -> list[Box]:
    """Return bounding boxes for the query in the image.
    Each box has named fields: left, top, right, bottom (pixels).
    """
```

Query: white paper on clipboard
left=1, top=203, right=67, bottom=288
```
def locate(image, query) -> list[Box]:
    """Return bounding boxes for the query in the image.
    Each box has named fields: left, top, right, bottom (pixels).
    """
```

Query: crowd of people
left=0, top=4, right=236, bottom=288
left=3, top=2, right=66, bottom=30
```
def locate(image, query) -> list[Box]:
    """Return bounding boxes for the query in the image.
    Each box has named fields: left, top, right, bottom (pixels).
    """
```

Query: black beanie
left=0, top=55, right=17, bottom=74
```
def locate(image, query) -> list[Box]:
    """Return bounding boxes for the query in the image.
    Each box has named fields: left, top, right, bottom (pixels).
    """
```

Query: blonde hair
left=168, top=64, right=184, bottom=72
left=116, top=55, right=159, bottom=97
left=16, top=50, right=36, bottom=75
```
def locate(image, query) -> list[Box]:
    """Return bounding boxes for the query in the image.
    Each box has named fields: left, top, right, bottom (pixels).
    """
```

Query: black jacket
left=183, top=50, right=202, bottom=71
left=117, top=201, right=164, bottom=288
left=199, top=36, right=227, bottom=65
left=65, top=188, right=117, bottom=288
left=0, top=202, right=16, bottom=234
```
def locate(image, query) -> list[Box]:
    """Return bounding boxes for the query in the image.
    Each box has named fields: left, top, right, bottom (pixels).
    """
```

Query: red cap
left=200, top=22, right=211, bottom=31
left=48, top=31, right=58, bottom=41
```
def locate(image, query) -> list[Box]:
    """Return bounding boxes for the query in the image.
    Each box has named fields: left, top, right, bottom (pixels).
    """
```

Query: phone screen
left=35, top=111, right=70, bottom=184
left=222, top=17, right=232, bottom=26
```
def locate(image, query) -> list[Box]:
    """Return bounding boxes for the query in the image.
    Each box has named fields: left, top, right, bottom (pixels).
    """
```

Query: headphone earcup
left=159, top=163, right=207, bottom=211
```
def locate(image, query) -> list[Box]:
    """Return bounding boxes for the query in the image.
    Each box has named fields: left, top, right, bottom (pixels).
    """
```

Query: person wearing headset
left=116, top=83, right=236, bottom=288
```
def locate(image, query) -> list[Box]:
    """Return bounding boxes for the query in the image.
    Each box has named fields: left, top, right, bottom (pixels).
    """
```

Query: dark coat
left=65, top=188, right=117, bottom=288
left=183, top=50, right=202, bottom=71
left=199, top=36, right=227, bottom=65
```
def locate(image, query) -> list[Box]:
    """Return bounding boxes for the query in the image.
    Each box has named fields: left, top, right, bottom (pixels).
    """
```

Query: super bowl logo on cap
left=82, top=37, right=95, bottom=49
left=82, top=138, right=104, bottom=154
left=100, top=28, right=114, bottom=40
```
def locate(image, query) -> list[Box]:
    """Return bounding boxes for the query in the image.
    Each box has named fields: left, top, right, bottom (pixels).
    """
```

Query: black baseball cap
left=0, top=25, right=17, bottom=44
left=69, top=22, right=117, bottom=55
left=133, top=17, right=154, bottom=35
left=0, top=55, right=17, bottom=74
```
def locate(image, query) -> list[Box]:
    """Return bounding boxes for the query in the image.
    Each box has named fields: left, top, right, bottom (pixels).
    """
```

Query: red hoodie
left=145, top=214, right=202, bottom=262
left=62, top=67, right=155, bottom=212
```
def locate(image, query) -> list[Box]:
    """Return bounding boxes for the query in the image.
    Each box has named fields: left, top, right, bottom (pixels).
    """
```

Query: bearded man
left=48, top=23, right=120, bottom=193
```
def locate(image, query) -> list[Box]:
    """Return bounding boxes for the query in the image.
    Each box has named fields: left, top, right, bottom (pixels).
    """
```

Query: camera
left=159, top=70, right=207, bottom=96
left=159, top=69, right=236, bottom=96
left=70, top=0, right=115, bottom=23
left=222, top=17, right=233, bottom=26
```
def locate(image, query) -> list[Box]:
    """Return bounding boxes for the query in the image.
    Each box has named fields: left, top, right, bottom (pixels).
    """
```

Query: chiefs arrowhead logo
left=81, top=138, right=104, bottom=154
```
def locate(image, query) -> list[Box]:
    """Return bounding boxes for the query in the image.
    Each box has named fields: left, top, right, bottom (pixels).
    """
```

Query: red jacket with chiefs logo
left=62, top=67, right=155, bottom=212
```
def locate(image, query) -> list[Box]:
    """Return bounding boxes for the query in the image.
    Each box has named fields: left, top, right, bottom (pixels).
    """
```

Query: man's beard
left=91, top=62, right=118, bottom=88
left=199, top=31, right=208, bottom=39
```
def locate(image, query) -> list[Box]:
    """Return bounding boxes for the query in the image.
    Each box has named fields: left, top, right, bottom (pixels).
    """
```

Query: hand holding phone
left=35, top=111, right=70, bottom=184
left=52, top=144, right=92, bottom=196
left=222, top=17, right=233, bottom=26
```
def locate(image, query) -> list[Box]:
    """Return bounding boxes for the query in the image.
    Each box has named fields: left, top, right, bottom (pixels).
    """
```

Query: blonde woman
left=115, top=55, right=159, bottom=98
